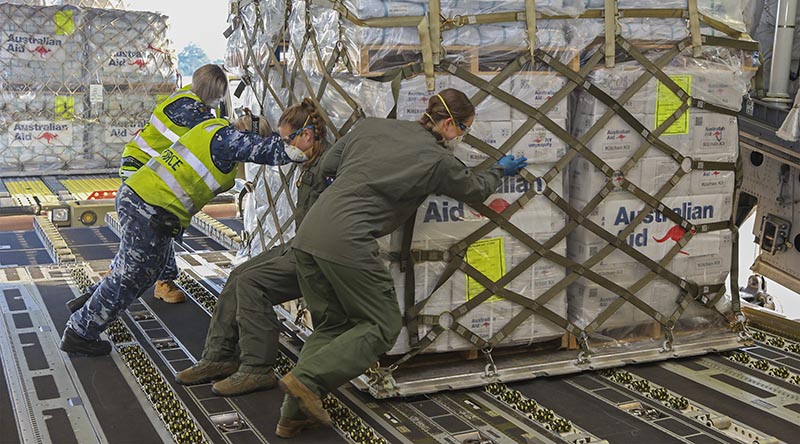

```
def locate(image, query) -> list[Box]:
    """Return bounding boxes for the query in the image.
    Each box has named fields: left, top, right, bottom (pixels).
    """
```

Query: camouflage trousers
left=67, top=185, right=179, bottom=341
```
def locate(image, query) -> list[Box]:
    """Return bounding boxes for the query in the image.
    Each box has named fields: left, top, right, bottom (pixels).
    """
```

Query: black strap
left=399, top=213, right=419, bottom=348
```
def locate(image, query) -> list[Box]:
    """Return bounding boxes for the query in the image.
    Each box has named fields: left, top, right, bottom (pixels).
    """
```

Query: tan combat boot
left=275, top=416, right=321, bottom=438
left=211, top=371, right=277, bottom=396
left=154, top=280, right=186, bottom=303
left=175, top=360, right=238, bottom=385
left=278, top=372, right=332, bottom=426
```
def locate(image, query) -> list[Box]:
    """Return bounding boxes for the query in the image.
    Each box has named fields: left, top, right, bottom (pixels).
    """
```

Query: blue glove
left=497, top=154, right=528, bottom=177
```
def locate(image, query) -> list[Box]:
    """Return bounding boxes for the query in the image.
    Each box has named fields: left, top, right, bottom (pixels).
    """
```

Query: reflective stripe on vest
left=132, top=133, right=160, bottom=158
left=149, top=113, right=180, bottom=143
left=169, top=135, right=224, bottom=194
left=145, top=159, right=199, bottom=216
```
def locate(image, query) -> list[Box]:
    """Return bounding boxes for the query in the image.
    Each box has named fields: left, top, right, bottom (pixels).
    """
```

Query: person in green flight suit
left=277, top=88, right=528, bottom=434
left=174, top=99, right=332, bottom=410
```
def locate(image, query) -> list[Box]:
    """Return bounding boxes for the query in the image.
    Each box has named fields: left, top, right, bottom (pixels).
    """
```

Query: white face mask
left=285, top=144, right=309, bottom=163
left=442, top=134, right=464, bottom=149
left=206, top=97, right=222, bottom=108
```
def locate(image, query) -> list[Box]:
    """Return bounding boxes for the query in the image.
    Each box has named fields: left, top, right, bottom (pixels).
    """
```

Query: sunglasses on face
left=282, top=125, right=313, bottom=145
left=455, top=120, right=471, bottom=136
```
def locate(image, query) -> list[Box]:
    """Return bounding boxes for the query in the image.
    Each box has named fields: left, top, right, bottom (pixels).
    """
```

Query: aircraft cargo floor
left=1, top=221, right=798, bottom=444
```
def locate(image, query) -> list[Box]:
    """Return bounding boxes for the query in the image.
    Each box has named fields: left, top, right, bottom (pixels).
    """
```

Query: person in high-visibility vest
left=120, top=63, right=228, bottom=304
left=68, top=65, right=227, bottom=311
left=59, top=112, right=299, bottom=357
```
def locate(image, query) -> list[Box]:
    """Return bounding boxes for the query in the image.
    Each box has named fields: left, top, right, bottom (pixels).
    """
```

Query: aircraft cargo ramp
left=0, top=212, right=798, bottom=444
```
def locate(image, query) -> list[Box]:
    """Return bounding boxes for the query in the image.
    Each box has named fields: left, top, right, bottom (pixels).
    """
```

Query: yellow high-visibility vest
left=125, top=118, right=236, bottom=227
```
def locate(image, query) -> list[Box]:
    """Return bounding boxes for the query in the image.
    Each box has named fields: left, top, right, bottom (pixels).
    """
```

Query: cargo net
left=228, top=0, right=756, bottom=378
left=0, top=3, right=177, bottom=174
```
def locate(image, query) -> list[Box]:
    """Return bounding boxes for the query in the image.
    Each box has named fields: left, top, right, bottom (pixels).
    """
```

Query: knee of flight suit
left=378, top=297, right=403, bottom=351
left=235, top=268, right=260, bottom=290
left=218, top=265, right=247, bottom=300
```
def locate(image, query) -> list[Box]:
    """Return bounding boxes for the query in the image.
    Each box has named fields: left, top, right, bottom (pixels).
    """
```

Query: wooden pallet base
left=358, top=44, right=579, bottom=77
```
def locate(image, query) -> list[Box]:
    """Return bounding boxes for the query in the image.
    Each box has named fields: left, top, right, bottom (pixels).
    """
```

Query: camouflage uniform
left=67, top=185, right=179, bottom=340
left=67, top=123, right=291, bottom=342
left=84, top=97, right=216, bottom=295
left=126, top=97, right=216, bottom=283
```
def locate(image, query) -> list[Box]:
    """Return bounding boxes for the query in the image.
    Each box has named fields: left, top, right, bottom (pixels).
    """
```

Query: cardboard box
left=569, top=153, right=736, bottom=202
left=573, top=110, right=738, bottom=162
left=388, top=235, right=568, bottom=354
left=566, top=193, right=733, bottom=279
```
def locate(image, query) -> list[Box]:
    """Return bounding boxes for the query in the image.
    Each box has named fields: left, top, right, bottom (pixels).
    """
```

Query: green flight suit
left=281, top=118, right=503, bottom=417
left=200, top=146, right=329, bottom=374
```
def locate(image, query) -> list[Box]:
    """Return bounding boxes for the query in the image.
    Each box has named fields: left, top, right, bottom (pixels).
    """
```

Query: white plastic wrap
left=0, top=4, right=84, bottom=89
left=229, top=0, right=752, bottom=359
left=567, top=54, right=750, bottom=335
left=224, top=0, right=285, bottom=77
left=777, top=88, right=800, bottom=141
left=0, top=90, right=85, bottom=172
left=345, top=0, right=586, bottom=18
left=83, top=8, right=175, bottom=87
left=583, top=0, right=748, bottom=33
left=387, top=162, right=569, bottom=354
left=0, top=3, right=177, bottom=174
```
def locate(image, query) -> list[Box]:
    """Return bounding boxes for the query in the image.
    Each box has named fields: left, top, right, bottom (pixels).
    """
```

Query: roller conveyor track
left=55, top=224, right=230, bottom=263
left=0, top=339, right=22, bottom=444
left=36, top=282, right=169, bottom=444
left=1, top=224, right=799, bottom=444
left=630, top=364, right=800, bottom=443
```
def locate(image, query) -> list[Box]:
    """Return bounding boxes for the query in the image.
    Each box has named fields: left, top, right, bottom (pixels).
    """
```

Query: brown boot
left=211, top=371, right=277, bottom=396
left=154, top=280, right=186, bottom=303
left=175, top=360, right=238, bottom=385
left=275, top=416, right=321, bottom=438
left=278, top=372, right=331, bottom=426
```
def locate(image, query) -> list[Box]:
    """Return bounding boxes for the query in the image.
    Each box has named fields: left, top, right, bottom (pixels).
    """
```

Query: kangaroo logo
left=469, top=198, right=511, bottom=219
left=652, top=225, right=694, bottom=255
left=129, top=59, right=147, bottom=70
left=36, top=132, right=59, bottom=144
left=32, top=45, right=52, bottom=57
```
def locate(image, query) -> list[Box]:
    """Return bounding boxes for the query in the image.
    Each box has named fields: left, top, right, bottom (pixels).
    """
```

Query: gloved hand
left=497, top=154, right=528, bottom=177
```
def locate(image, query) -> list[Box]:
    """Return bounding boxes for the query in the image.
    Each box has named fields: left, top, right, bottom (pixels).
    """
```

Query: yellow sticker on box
left=54, top=11, right=76, bottom=36
left=655, top=75, right=691, bottom=135
left=466, top=237, right=505, bottom=303
left=55, top=96, right=74, bottom=120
